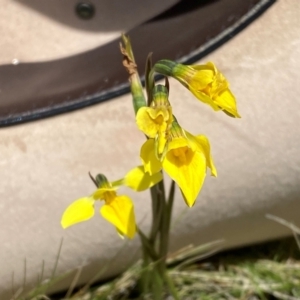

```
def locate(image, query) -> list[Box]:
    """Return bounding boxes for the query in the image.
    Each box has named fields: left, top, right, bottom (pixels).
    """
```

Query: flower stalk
left=61, top=34, right=239, bottom=299
left=120, top=34, right=146, bottom=115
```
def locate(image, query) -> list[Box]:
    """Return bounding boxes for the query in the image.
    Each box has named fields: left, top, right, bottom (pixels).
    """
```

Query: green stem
left=145, top=52, right=154, bottom=105
left=121, top=34, right=146, bottom=114
left=147, top=68, right=155, bottom=106
left=158, top=198, right=167, bottom=262
left=149, top=183, right=163, bottom=244
left=159, top=180, right=175, bottom=263
left=153, top=59, right=177, bottom=77
left=154, top=180, right=178, bottom=298
left=151, top=268, right=164, bottom=300
left=157, top=178, right=166, bottom=203
left=166, top=180, right=176, bottom=230
left=137, top=227, right=159, bottom=261
left=163, top=271, right=180, bottom=300
left=140, top=245, right=150, bottom=295
left=131, top=77, right=147, bottom=115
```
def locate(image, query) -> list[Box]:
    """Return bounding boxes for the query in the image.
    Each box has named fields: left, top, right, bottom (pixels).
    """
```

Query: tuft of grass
left=18, top=216, right=300, bottom=300
left=169, top=238, right=300, bottom=300
left=43, top=238, right=300, bottom=300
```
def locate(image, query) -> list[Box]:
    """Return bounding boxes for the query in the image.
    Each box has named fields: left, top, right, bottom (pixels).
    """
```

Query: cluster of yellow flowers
left=61, top=58, right=240, bottom=240
left=137, top=84, right=217, bottom=209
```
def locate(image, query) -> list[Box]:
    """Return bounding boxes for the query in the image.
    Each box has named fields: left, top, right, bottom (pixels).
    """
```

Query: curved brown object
left=0, top=0, right=272, bottom=126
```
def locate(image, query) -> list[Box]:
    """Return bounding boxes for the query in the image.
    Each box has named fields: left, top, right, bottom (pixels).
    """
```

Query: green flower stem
left=157, top=180, right=177, bottom=298
left=140, top=245, right=151, bottom=295
left=131, top=78, right=146, bottom=115
left=166, top=180, right=176, bottom=232
left=157, top=177, right=167, bottom=203
left=152, top=269, right=164, bottom=300
left=121, top=34, right=146, bottom=114
left=145, top=53, right=154, bottom=106
left=152, top=59, right=177, bottom=77
left=147, top=68, right=155, bottom=106
left=158, top=197, right=167, bottom=263
left=163, top=270, right=180, bottom=300
left=121, top=37, right=180, bottom=297
left=137, top=227, right=159, bottom=261
left=138, top=225, right=165, bottom=299
left=158, top=180, right=173, bottom=261
left=149, top=181, right=163, bottom=244
left=147, top=59, right=177, bottom=102
left=155, top=179, right=168, bottom=274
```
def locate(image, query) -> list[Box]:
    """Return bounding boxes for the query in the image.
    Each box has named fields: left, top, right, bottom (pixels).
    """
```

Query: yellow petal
left=140, top=139, right=162, bottom=175
left=195, top=135, right=217, bottom=177
left=189, top=87, right=221, bottom=111
left=167, top=133, right=189, bottom=150
left=136, top=107, right=169, bottom=137
left=124, top=166, right=163, bottom=191
left=136, top=107, right=157, bottom=137
left=61, top=197, right=95, bottom=228
left=162, top=144, right=206, bottom=207
left=100, top=195, right=136, bottom=239
left=215, top=89, right=241, bottom=118
left=185, top=131, right=217, bottom=177
left=148, top=107, right=170, bottom=124
left=173, top=64, right=213, bottom=89
left=190, top=65, right=215, bottom=90
left=92, top=186, right=117, bottom=200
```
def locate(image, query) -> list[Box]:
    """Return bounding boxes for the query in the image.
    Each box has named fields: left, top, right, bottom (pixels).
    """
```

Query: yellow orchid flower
left=61, top=177, right=136, bottom=239
left=154, top=60, right=240, bottom=118
left=136, top=84, right=172, bottom=156
left=61, top=166, right=162, bottom=239
left=140, top=121, right=216, bottom=207
left=123, top=165, right=163, bottom=191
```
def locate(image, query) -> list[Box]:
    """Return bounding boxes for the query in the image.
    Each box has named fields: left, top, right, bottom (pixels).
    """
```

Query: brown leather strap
left=0, top=0, right=275, bottom=126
